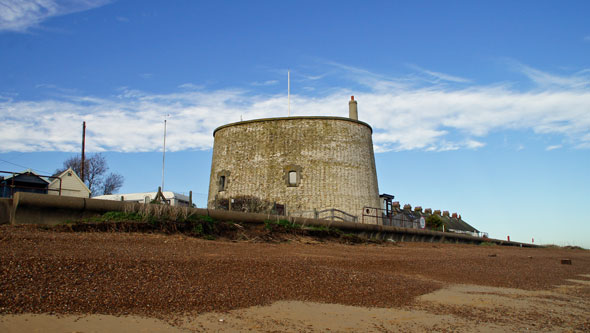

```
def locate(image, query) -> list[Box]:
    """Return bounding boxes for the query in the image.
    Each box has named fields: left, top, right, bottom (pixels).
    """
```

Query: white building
left=48, top=167, right=91, bottom=198
left=93, top=191, right=193, bottom=207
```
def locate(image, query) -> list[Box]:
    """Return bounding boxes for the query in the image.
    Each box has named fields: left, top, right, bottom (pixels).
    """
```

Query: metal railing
left=289, top=208, right=358, bottom=223
left=362, top=207, right=421, bottom=228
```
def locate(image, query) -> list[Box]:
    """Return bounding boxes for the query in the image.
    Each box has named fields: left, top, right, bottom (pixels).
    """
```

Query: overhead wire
left=0, top=158, right=53, bottom=175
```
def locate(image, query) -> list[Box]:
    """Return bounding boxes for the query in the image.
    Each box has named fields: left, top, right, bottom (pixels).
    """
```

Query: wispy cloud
left=178, top=83, right=203, bottom=90
left=0, top=0, right=110, bottom=33
left=546, top=144, right=562, bottom=151
left=301, top=73, right=326, bottom=81
left=1, top=63, right=590, bottom=153
left=407, top=64, right=471, bottom=83
left=584, top=35, right=590, bottom=42
left=511, top=61, right=590, bottom=89
left=251, top=80, right=278, bottom=86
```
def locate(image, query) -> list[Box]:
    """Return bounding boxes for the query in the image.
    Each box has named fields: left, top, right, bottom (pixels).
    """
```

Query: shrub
left=426, top=214, right=443, bottom=231
left=264, top=219, right=300, bottom=232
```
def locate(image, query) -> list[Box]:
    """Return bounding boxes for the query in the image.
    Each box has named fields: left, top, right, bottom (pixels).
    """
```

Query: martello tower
left=207, top=97, right=380, bottom=220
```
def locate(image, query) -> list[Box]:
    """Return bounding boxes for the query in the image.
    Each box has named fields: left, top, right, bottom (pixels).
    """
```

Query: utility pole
left=288, top=69, right=291, bottom=117
left=81, top=121, right=86, bottom=181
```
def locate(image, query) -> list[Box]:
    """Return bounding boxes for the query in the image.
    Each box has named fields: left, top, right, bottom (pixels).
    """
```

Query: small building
left=48, top=167, right=91, bottom=198
left=93, top=191, right=192, bottom=207
left=0, top=170, right=50, bottom=198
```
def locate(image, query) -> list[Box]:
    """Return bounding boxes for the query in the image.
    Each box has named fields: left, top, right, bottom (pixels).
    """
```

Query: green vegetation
left=304, top=225, right=343, bottom=236
left=59, top=205, right=384, bottom=245
left=426, top=214, right=444, bottom=231
left=264, top=219, right=301, bottom=232
left=479, top=241, right=497, bottom=246
left=305, top=225, right=329, bottom=232
left=67, top=204, right=225, bottom=239
left=79, top=211, right=143, bottom=224
left=214, top=195, right=277, bottom=214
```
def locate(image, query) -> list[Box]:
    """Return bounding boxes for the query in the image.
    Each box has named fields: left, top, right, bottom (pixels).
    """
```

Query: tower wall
left=207, top=116, right=380, bottom=219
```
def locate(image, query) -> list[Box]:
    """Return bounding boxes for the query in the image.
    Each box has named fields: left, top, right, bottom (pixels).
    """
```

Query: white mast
left=161, top=115, right=169, bottom=192
left=288, top=69, right=291, bottom=117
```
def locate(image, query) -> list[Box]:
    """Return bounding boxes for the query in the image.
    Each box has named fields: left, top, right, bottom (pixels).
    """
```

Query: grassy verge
left=54, top=208, right=379, bottom=244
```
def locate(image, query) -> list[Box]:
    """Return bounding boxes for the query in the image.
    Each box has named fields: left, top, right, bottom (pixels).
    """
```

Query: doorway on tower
left=272, top=203, right=285, bottom=216
left=379, top=193, right=395, bottom=218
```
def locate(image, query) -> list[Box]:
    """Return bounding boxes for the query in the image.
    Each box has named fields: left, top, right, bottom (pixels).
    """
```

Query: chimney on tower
left=349, top=96, right=358, bottom=120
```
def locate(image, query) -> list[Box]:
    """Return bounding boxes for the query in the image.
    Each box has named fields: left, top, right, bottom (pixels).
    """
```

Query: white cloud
left=546, top=145, right=562, bottom=151
left=0, top=0, right=109, bottom=33
left=513, top=62, right=590, bottom=89
left=251, top=80, right=278, bottom=86
left=407, top=64, right=471, bottom=83
left=1, top=63, right=590, bottom=153
left=178, top=83, right=203, bottom=90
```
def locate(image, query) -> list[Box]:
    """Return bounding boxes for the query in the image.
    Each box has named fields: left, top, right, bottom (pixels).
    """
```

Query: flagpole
left=161, top=116, right=168, bottom=192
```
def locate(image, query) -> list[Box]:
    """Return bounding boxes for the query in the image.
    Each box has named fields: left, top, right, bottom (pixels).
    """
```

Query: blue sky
left=1, top=0, right=589, bottom=247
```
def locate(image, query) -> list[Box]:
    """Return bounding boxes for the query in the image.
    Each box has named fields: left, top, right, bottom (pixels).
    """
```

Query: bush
left=264, top=219, right=300, bottom=232
left=426, top=214, right=443, bottom=231
left=215, top=195, right=281, bottom=214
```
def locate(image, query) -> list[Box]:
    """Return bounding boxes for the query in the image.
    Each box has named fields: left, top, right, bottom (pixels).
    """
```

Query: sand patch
left=3, top=283, right=588, bottom=332
left=567, top=279, right=590, bottom=285
left=0, top=314, right=177, bottom=333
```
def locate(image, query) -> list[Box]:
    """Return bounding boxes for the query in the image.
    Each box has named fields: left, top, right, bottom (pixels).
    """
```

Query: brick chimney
left=414, top=206, right=423, bottom=213
left=349, top=96, right=358, bottom=120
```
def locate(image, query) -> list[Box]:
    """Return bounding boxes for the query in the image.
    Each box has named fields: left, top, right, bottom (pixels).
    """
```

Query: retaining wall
left=0, top=198, right=11, bottom=224
left=8, top=192, right=536, bottom=247
left=10, top=192, right=132, bottom=225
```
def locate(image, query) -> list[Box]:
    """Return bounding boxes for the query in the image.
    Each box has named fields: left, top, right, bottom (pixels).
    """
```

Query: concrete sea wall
left=0, top=192, right=537, bottom=247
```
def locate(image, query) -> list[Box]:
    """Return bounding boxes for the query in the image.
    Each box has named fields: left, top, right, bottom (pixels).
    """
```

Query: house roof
left=441, top=215, right=479, bottom=233
left=49, top=167, right=91, bottom=194
left=2, top=169, right=50, bottom=184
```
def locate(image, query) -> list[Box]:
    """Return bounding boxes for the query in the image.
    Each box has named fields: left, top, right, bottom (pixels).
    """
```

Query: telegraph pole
left=81, top=121, right=86, bottom=181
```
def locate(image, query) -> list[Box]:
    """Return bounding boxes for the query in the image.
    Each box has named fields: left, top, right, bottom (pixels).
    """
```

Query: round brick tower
left=207, top=98, right=380, bottom=220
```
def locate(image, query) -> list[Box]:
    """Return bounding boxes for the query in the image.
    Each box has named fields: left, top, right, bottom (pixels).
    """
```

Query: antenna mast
left=161, top=115, right=168, bottom=192
left=288, top=69, right=291, bottom=116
